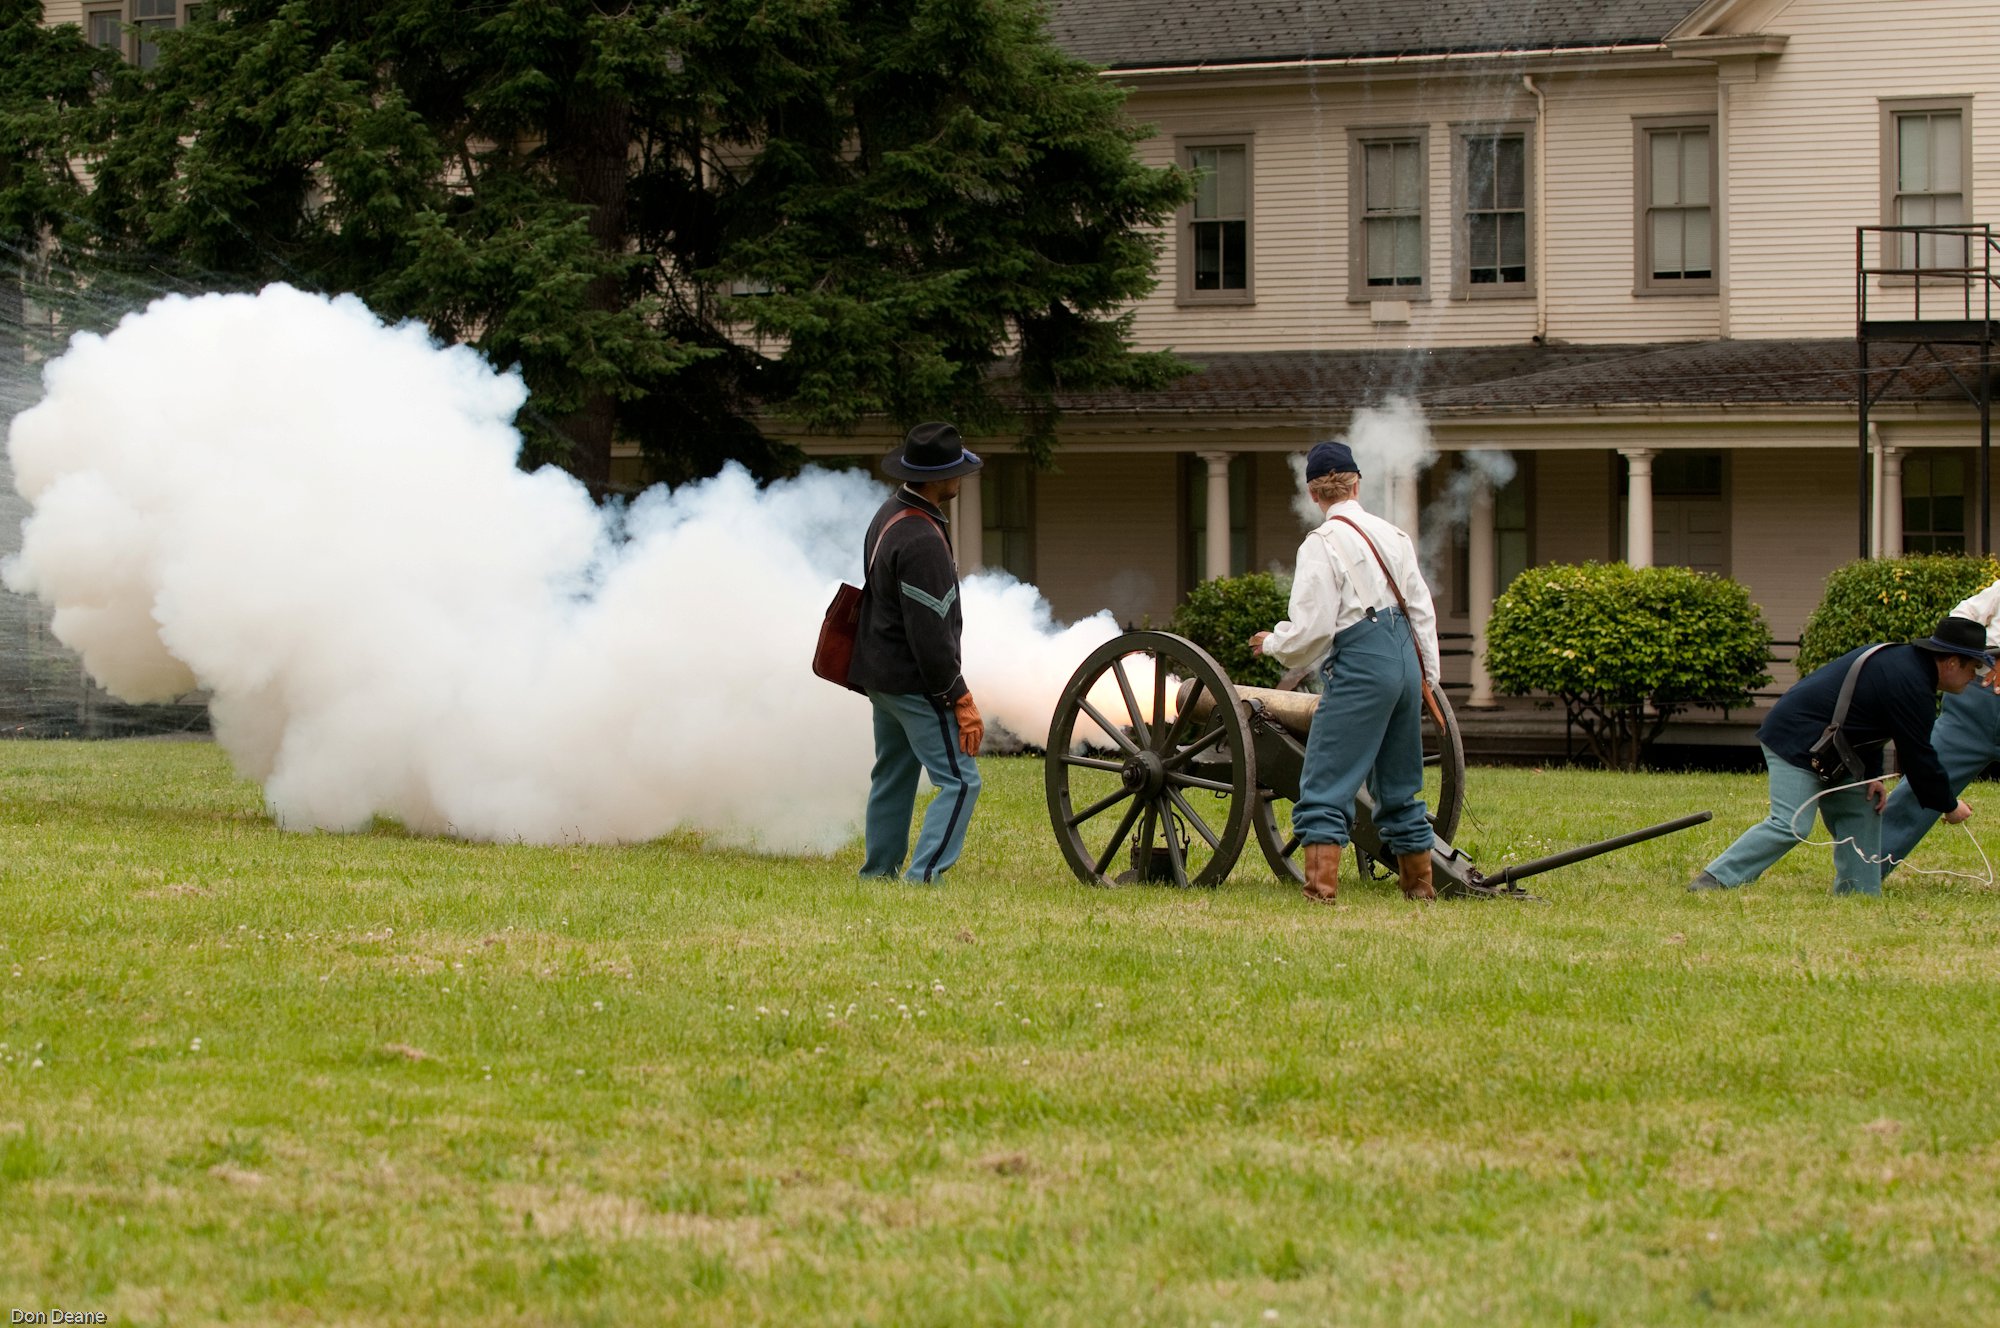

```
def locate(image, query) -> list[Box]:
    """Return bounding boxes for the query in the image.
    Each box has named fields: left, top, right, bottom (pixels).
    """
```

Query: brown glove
left=953, top=692, right=984, bottom=757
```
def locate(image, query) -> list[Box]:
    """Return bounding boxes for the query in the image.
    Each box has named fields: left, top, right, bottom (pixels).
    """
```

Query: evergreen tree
left=0, top=1, right=117, bottom=349
left=67, top=0, right=1187, bottom=487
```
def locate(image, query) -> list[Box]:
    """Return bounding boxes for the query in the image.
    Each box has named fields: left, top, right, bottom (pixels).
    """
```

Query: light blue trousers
left=861, top=691, right=980, bottom=883
left=1704, top=744, right=1883, bottom=896
left=1291, top=609, right=1434, bottom=856
left=1880, top=683, right=2000, bottom=874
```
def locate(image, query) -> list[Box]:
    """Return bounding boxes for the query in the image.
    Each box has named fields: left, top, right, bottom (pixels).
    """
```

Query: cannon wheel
left=1253, top=670, right=1467, bottom=883
left=1044, top=631, right=1256, bottom=888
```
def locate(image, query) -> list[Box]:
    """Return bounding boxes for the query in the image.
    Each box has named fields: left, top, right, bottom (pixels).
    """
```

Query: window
left=85, top=8, right=123, bottom=51
left=1177, top=138, right=1253, bottom=303
left=83, top=2, right=202, bottom=68
left=1454, top=124, right=1533, bottom=298
left=1182, top=454, right=1252, bottom=591
left=1634, top=117, right=1717, bottom=294
left=1350, top=128, right=1429, bottom=299
left=1883, top=99, right=1972, bottom=272
left=1903, top=453, right=1966, bottom=553
left=979, top=455, right=1035, bottom=582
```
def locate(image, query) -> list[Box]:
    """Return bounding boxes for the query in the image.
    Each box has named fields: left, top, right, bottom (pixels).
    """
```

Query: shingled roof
left=1019, top=341, right=1988, bottom=415
left=1046, top=1, right=1709, bottom=70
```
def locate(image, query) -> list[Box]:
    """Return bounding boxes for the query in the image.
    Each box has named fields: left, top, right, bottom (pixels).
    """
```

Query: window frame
left=1175, top=134, right=1256, bottom=307
left=1879, top=96, right=1975, bottom=278
left=1348, top=125, right=1432, bottom=303
left=1450, top=120, right=1536, bottom=301
left=978, top=454, right=1037, bottom=583
left=1901, top=449, right=1969, bottom=554
left=1632, top=114, right=1720, bottom=297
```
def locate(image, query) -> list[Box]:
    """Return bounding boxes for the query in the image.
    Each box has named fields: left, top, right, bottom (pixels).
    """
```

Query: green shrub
left=1486, top=562, right=1772, bottom=770
left=1795, top=553, right=2000, bottom=675
left=1171, top=571, right=1292, bottom=687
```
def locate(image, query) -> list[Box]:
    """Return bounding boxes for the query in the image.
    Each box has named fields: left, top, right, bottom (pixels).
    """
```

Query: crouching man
left=1250, top=440, right=1441, bottom=904
left=1691, top=615, right=1984, bottom=897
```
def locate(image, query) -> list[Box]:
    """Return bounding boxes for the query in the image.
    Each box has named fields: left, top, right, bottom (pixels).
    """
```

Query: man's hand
left=1865, top=780, right=1888, bottom=812
left=1946, top=798, right=1974, bottom=825
left=953, top=693, right=984, bottom=757
left=1249, top=631, right=1271, bottom=656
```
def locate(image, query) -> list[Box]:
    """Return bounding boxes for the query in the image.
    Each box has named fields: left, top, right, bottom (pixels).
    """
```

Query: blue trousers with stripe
left=861, top=691, right=981, bottom=883
left=1880, top=682, right=2000, bottom=874
left=1291, top=608, right=1434, bottom=856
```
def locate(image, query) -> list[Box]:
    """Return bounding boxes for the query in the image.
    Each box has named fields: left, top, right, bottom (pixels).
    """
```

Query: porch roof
left=1024, top=340, right=1980, bottom=415
left=1046, top=1, right=1707, bottom=70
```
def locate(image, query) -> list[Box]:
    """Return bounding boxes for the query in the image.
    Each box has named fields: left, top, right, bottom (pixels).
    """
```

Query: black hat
left=881, top=422, right=983, bottom=482
left=1911, top=614, right=1995, bottom=669
left=1305, top=440, right=1360, bottom=480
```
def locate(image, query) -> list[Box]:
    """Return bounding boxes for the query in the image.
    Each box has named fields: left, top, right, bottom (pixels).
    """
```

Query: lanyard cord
left=1787, top=775, right=1994, bottom=886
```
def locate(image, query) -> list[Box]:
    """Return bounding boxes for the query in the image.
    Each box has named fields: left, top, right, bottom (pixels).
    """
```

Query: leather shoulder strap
left=1328, top=513, right=1446, bottom=729
left=1830, top=644, right=1890, bottom=728
left=867, top=506, right=942, bottom=573
left=1328, top=515, right=1416, bottom=637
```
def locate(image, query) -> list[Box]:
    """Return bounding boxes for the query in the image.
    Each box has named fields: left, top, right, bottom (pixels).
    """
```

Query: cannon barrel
left=1183, top=681, right=1317, bottom=738
left=1469, top=811, right=1713, bottom=890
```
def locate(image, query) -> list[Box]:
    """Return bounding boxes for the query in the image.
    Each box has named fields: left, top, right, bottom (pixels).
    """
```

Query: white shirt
left=1952, top=576, right=2000, bottom=649
left=1260, top=499, right=1441, bottom=682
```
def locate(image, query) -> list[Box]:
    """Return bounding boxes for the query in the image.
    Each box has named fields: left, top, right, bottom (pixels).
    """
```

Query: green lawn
left=2, top=740, right=1998, bottom=1326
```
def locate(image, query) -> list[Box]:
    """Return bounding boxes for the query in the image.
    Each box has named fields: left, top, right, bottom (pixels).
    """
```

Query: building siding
left=42, top=1, right=84, bottom=26
left=1032, top=453, right=1181, bottom=627
left=1116, top=65, right=1725, bottom=353
left=1723, top=0, right=2000, bottom=339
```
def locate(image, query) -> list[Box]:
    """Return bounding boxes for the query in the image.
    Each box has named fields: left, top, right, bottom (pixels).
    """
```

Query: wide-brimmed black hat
left=1911, top=614, right=1995, bottom=669
left=881, top=421, right=982, bottom=482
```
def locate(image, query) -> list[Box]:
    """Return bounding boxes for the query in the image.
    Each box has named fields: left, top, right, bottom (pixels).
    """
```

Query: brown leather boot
left=1397, top=850, right=1437, bottom=901
left=1302, top=843, right=1342, bottom=904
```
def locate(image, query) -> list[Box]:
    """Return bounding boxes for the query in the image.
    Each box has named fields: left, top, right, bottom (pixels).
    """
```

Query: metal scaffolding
left=1856, top=223, right=1998, bottom=557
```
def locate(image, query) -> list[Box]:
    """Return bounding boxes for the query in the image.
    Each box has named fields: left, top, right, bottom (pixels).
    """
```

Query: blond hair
left=1308, top=471, right=1360, bottom=506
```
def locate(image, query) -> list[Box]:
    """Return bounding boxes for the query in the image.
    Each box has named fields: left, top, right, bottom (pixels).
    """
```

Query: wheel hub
left=1120, top=750, right=1167, bottom=797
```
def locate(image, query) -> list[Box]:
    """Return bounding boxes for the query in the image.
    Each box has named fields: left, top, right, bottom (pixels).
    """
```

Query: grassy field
left=2, top=740, right=1998, bottom=1326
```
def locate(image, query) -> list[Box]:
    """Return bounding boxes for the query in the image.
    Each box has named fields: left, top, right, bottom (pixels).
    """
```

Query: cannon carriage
left=1043, top=629, right=1707, bottom=896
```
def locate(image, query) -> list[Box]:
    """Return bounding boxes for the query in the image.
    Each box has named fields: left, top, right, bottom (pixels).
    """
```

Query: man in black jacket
left=849, top=422, right=985, bottom=883
left=1691, top=615, right=1986, bottom=896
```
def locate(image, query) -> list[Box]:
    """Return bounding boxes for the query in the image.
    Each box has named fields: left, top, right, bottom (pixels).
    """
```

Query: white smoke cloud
left=1419, top=448, right=1518, bottom=584
left=4, top=285, right=1121, bottom=851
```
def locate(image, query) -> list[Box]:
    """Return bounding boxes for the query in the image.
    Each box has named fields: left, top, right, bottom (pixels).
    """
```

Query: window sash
left=1464, top=136, right=1528, bottom=285
left=1645, top=129, right=1713, bottom=280
left=1182, top=142, right=1251, bottom=299
left=1894, top=112, right=1968, bottom=269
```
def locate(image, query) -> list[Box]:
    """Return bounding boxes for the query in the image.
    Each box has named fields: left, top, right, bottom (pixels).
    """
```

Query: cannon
left=1042, top=630, right=1709, bottom=895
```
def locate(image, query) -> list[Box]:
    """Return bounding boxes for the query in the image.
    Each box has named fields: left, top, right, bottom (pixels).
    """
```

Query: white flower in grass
left=31, top=1058, right=43, bottom=1069
left=592, top=1001, right=604, bottom=1011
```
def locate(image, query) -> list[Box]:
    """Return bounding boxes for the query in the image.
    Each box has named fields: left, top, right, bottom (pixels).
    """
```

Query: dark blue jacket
left=847, top=490, right=969, bottom=703
left=1758, top=643, right=1954, bottom=811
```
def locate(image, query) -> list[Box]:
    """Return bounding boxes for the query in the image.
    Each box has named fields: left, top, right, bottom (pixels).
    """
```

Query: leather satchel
left=1805, top=643, right=1889, bottom=785
left=813, top=508, right=935, bottom=693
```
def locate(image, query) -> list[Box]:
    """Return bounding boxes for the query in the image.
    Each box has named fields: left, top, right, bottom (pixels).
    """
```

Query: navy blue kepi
left=1305, top=440, right=1359, bottom=480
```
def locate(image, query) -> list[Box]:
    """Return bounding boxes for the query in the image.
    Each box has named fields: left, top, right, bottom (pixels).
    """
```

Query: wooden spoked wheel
left=1043, top=631, right=1256, bottom=888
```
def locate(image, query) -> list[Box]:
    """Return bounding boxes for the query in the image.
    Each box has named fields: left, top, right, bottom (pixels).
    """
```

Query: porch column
left=954, top=467, right=984, bottom=575
left=1467, top=465, right=1499, bottom=709
left=1880, top=445, right=1904, bottom=557
left=1199, top=450, right=1233, bottom=580
left=1621, top=448, right=1657, bottom=568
